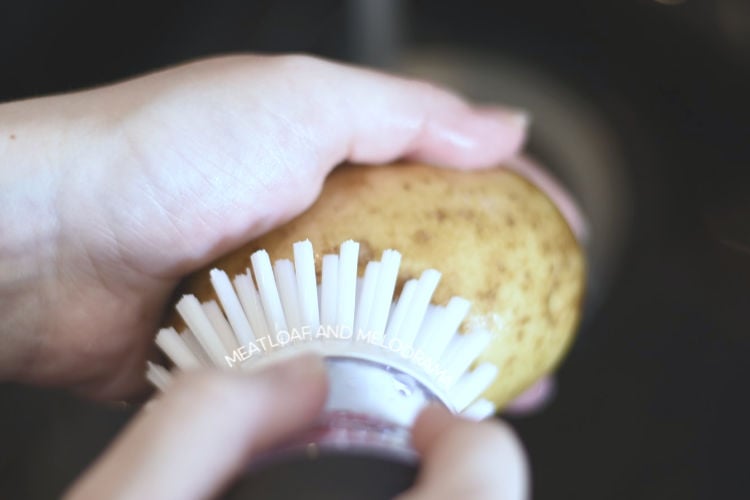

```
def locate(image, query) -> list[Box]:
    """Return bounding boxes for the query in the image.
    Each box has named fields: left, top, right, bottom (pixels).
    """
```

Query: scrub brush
left=147, top=239, right=499, bottom=421
left=146, top=239, right=501, bottom=498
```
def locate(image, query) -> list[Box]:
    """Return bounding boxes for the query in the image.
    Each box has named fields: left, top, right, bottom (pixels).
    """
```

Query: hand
left=398, top=406, right=528, bottom=500
left=0, top=54, right=531, bottom=399
left=65, top=355, right=527, bottom=500
left=65, top=355, right=329, bottom=499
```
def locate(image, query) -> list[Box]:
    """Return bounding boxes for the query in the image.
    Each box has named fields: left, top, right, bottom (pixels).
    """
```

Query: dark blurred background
left=1, top=0, right=749, bottom=498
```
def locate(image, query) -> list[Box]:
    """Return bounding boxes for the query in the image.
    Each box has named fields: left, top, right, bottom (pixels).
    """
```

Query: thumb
left=66, top=354, right=328, bottom=500
left=398, top=405, right=529, bottom=500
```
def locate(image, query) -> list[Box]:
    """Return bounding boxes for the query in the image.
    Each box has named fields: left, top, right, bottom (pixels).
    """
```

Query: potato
left=175, top=162, right=585, bottom=409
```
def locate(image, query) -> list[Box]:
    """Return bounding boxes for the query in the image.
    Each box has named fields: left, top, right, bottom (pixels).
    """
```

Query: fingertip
left=476, top=419, right=530, bottom=499
left=250, top=353, right=329, bottom=426
left=504, top=376, right=556, bottom=416
left=408, top=412, right=529, bottom=500
left=67, top=356, right=330, bottom=500
left=408, top=106, right=529, bottom=169
left=253, top=352, right=328, bottom=392
left=411, top=404, right=455, bottom=453
left=504, top=155, right=589, bottom=243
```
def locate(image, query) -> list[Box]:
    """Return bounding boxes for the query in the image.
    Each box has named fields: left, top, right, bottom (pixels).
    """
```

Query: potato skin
left=178, top=162, right=585, bottom=408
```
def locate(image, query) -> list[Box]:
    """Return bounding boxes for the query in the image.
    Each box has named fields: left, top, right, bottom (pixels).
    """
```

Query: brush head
left=170, top=162, right=585, bottom=408
left=148, top=237, right=501, bottom=498
left=150, top=239, right=499, bottom=420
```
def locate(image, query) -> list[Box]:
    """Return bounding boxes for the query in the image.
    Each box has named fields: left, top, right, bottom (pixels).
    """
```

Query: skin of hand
left=398, top=404, right=528, bottom=500
left=0, top=54, right=587, bottom=498
left=65, top=355, right=528, bottom=500
left=0, top=54, right=539, bottom=400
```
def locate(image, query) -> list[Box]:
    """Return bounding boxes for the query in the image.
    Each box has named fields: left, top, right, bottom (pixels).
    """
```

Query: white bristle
left=320, top=254, right=339, bottom=327
left=448, top=362, right=499, bottom=411
left=234, top=271, right=271, bottom=341
left=461, top=398, right=496, bottom=420
left=176, top=295, right=227, bottom=367
left=251, top=249, right=288, bottom=335
left=384, top=279, right=417, bottom=340
left=437, top=335, right=461, bottom=369
left=354, top=261, right=380, bottom=336
left=424, top=304, right=440, bottom=321
left=414, top=304, right=442, bottom=344
left=179, top=329, right=211, bottom=366
left=210, top=269, right=255, bottom=345
left=202, top=300, right=239, bottom=359
left=392, top=269, right=441, bottom=347
left=337, top=240, right=359, bottom=336
left=146, top=362, right=173, bottom=391
left=355, top=277, right=363, bottom=306
left=441, top=330, right=494, bottom=387
left=152, top=239, right=500, bottom=421
left=415, top=297, right=472, bottom=361
left=274, top=259, right=302, bottom=332
left=366, top=250, right=401, bottom=336
left=294, top=240, right=320, bottom=329
left=155, top=327, right=201, bottom=370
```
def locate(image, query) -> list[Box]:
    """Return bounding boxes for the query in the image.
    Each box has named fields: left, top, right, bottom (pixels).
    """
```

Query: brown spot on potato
left=545, top=291, right=559, bottom=326
left=395, top=272, right=417, bottom=295
left=358, top=240, right=374, bottom=268
left=412, top=229, right=430, bottom=244
left=478, top=287, right=497, bottom=301
left=535, top=337, right=544, bottom=350
left=457, top=208, right=475, bottom=220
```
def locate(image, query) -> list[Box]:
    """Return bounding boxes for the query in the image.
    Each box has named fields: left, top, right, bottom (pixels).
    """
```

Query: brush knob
left=223, top=450, right=417, bottom=500
left=221, top=356, right=447, bottom=498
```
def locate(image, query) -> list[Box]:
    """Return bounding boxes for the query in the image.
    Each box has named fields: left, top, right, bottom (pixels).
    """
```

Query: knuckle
left=405, top=78, right=464, bottom=105
left=274, top=53, right=324, bottom=72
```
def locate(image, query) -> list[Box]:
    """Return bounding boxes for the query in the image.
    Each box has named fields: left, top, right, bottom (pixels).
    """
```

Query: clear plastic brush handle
left=222, top=357, right=447, bottom=499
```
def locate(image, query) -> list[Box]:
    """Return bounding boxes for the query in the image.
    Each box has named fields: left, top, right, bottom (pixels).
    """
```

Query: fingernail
left=504, top=376, right=555, bottom=415
left=504, top=110, right=531, bottom=130
left=416, top=402, right=455, bottom=427
left=424, top=402, right=452, bottom=416
left=258, top=353, right=327, bottom=387
left=479, top=107, right=532, bottom=131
